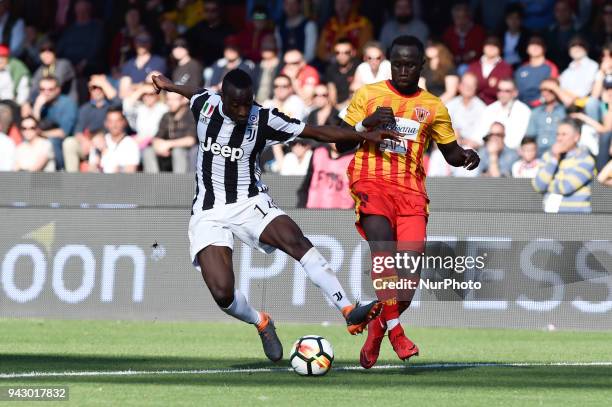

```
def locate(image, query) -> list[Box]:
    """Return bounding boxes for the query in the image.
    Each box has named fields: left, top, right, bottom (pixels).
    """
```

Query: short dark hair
left=558, top=118, right=581, bottom=134
left=106, top=106, right=126, bottom=120
left=335, top=37, right=353, bottom=47
left=221, top=69, right=253, bottom=93
left=521, top=136, right=537, bottom=146
left=389, top=35, right=424, bottom=58
left=40, top=75, right=59, bottom=86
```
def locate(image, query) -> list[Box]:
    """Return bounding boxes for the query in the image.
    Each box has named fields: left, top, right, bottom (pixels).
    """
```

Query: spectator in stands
left=379, top=0, right=429, bottom=51
left=297, top=143, right=354, bottom=208
left=533, top=118, right=596, bottom=213
left=515, top=35, right=559, bottom=107
left=0, top=102, right=17, bottom=145
left=56, top=0, right=104, bottom=75
left=513, top=0, right=555, bottom=32
left=89, top=107, right=139, bottom=174
left=122, top=82, right=168, bottom=151
left=157, top=12, right=180, bottom=59
left=559, top=36, right=599, bottom=100
left=325, top=38, right=358, bottom=106
left=467, top=36, right=513, bottom=105
left=306, top=83, right=340, bottom=126
left=524, top=78, right=567, bottom=156
left=478, top=122, right=519, bottom=177
left=254, top=35, right=281, bottom=104
left=279, top=139, right=313, bottom=175
left=317, top=0, right=373, bottom=63
left=170, top=37, right=203, bottom=90
left=207, top=36, right=256, bottom=91
left=446, top=72, right=486, bottom=150
left=175, top=0, right=206, bottom=31
left=475, top=78, right=531, bottom=150
left=13, top=116, right=54, bottom=172
left=30, top=40, right=77, bottom=104
left=420, top=42, right=458, bottom=103
left=63, top=75, right=119, bottom=173
left=109, top=7, right=146, bottom=72
left=499, top=3, right=530, bottom=69
left=263, top=74, right=308, bottom=120
left=593, top=2, right=612, bottom=56
left=512, top=136, right=541, bottom=178
left=263, top=74, right=308, bottom=172
left=470, top=0, right=512, bottom=33
left=186, top=0, right=234, bottom=67
left=569, top=82, right=612, bottom=171
left=590, top=43, right=612, bottom=101
left=276, top=0, right=317, bottom=63
left=120, top=31, right=167, bottom=96
left=236, top=6, right=274, bottom=63
left=442, top=3, right=486, bottom=71
left=0, top=44, right=29, bottom=105
left=0, top=0, right=24, bottom=56
left=281, top=48, right=319, bottom=105
left=598, top=156, right=612, bottom=186
left=32, top=75, right=78, bottom=171
left=0, top=124, right=15, bottom=171
left=545, top=0, right=582, bottom=70
left=352, top=41, right=391, bottom=88
left=143, top=92, right=196, bottom=174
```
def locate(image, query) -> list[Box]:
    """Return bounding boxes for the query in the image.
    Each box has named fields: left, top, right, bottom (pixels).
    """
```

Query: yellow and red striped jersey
left=343, top=80, right=456, bottom=198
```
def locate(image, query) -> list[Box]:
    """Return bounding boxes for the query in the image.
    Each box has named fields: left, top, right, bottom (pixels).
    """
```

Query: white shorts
left=188, top=193, right=286, bottom=269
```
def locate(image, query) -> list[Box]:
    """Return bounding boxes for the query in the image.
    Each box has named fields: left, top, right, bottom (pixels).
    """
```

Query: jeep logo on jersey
left=199, top=137, right=244, bottom=161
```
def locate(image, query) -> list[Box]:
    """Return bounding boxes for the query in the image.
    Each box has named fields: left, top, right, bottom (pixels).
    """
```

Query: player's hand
left=362, top=107, right=396, bottom=129
left=361, top=129, right=403, bottom=144
left=462, top=149, right=480, bottom=170
left=152, top=74, right=173, bottom=93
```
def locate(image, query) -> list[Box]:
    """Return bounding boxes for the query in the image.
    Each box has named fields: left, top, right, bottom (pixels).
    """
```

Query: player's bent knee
left=209, top=285, right=234, bottom=308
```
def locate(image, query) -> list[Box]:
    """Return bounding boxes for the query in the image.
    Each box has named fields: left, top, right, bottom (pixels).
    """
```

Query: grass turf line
left=1, top=319, right=611, bottom=407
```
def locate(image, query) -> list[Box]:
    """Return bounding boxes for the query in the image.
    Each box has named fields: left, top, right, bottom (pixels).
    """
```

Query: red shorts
left=351, top=180, right=428, bottom=250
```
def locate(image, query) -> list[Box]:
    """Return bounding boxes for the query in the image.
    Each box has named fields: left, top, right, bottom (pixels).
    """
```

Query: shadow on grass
left=1, top=354, right=611, bottom=390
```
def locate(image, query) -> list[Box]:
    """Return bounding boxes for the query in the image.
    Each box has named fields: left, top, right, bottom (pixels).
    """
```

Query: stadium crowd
left=0, top=0, right=611, bottom=208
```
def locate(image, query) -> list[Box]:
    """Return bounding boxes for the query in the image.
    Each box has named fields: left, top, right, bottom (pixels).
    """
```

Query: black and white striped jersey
left=189, top=89, right=305, bottom=214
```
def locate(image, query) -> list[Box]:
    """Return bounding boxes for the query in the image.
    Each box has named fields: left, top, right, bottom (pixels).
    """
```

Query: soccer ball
left=289, top=335, right=334, bottom=376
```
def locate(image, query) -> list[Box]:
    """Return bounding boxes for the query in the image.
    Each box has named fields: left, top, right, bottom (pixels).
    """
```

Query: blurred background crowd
left=0, top=0, right=611, bottom=208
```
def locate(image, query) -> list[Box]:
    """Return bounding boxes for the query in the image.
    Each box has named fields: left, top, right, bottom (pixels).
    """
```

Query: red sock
left=382, top=299, right=399, bottom=322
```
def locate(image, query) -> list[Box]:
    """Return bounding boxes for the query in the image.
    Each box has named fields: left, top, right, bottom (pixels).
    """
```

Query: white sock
left=300, top=247, right=351, bottom=311
left=387, top=318, right=400, bottom=330
left=221, top=289, right=261, bottom=325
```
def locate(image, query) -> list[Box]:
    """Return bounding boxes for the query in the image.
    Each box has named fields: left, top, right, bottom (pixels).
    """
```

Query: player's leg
left=258, top=214, right=381, bottom=334
left=380, top=215, right=428, bottom=362
left=358, top=214, right=401, bottom=368
left=196, top=245, right=283, bottom=362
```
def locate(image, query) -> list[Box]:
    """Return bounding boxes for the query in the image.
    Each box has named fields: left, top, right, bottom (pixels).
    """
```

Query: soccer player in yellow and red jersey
left=340, top=35, right=480, bottom=368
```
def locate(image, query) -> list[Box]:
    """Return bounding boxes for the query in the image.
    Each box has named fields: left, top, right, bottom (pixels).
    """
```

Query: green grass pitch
left=1, top=319, right=611, bottom=406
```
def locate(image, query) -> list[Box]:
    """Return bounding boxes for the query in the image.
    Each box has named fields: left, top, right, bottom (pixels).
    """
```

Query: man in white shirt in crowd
left=559, top=36, right=599, bottom=99
left=446, top=72, right=486, bottom=149
left=89, top=107, right=140, bottom=173
left=475, top=78, right=531, bottom=150
left=0, top=129, right=15, bottom=171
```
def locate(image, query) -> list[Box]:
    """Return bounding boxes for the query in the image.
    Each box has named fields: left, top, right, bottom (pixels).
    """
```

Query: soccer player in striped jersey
left=339, top=35, right=480, bottom=368
left=152, top=69, right=399, bottom=363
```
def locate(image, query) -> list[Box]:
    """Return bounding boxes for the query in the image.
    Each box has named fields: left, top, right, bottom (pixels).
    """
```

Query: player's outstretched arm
left=152, top=74, right=200, bottom=100
left=438, top=141, right=480, bottom=170
left=300, top=124, right=402, bottom=145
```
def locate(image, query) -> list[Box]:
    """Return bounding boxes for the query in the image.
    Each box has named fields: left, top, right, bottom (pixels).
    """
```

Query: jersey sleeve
left=189, top=89, right=211, bottom=122
left=430, top=102, right=457, bottom=145
left=342, top=86, right=368, bottom=127
left=261, top=108, right=306, bottom=147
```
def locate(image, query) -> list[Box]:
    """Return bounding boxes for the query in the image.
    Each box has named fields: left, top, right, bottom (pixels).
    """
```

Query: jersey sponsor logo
left=379, top=117, right=420, bottom=153
left=414, top=107, right=431, bottom=123
left=199, top=101, right=215, bottom=123
left=199, top=137, right=244, bottom=161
